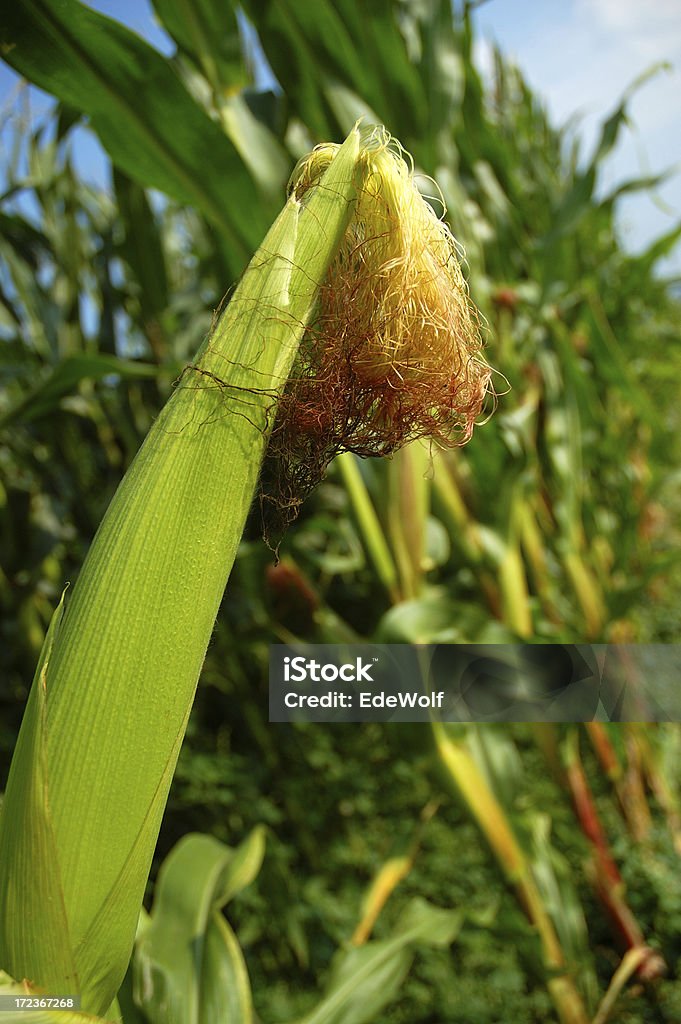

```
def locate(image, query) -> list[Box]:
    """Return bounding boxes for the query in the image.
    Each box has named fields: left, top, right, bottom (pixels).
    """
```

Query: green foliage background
left=1, top=1, right=680, bottom=1021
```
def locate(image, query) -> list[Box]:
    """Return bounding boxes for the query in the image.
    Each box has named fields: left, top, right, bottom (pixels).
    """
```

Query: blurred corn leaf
left=242, top=0, right=426, bottom=142
left=467, top=727, right=598, bottom=1009
left=112, top=169, right=169, bottom=349
left=149, top=0, right=247, bottom=94
left=134, top=829, right=265, bottom=1024
left=293, top=898, right=462, bottom=1024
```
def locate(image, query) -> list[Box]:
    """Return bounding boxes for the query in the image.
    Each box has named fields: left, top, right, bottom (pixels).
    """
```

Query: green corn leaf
left=199, top=915, right=252, bottom=1024
left=531, top=817, right=599, bottom=1013
left=637, top=221, right=681, bottom=275
left=242, top=0, right=373, bottom=138
left=113, top=170, right=170, bottom=338
left=0, top=126, right=360, bottom=1015
left=213, top=825, right=265, bottom=905
left=1, top=0, right=272, bottom=272
left=293, top=898, right=462, bottom=1024
left=134, top=830, right=264, bottom=1024
left=592, top=63, right=669, bottom=167
left=0, top=236, right=55, bottom=360
left=149, top=0, right=247, bottom=94
left=602, top=167, right=677, bottom=203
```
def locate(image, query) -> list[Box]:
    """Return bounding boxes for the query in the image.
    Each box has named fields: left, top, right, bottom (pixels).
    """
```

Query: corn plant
left=2, top=1, right=681, bottom=1022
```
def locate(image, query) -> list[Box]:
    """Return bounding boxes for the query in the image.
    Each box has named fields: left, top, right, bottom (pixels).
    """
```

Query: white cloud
left=580, top=0, right=681, bottom=59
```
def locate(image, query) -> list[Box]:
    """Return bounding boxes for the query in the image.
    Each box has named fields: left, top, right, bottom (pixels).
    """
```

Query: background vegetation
left=1, top=1, right=680, bottom=1021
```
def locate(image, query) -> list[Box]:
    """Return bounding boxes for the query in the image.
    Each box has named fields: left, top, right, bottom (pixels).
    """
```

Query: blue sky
left=1, top=0, right=680, bottom=273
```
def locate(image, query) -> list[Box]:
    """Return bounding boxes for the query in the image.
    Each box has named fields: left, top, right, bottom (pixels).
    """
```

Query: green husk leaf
left=0, top=126, right=360, bottom=1015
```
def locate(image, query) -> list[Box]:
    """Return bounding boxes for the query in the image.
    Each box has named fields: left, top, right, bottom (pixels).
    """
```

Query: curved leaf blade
left=295, top=898, right=462, bottom=1024
left=134, top=831, right=263, bottom=1024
